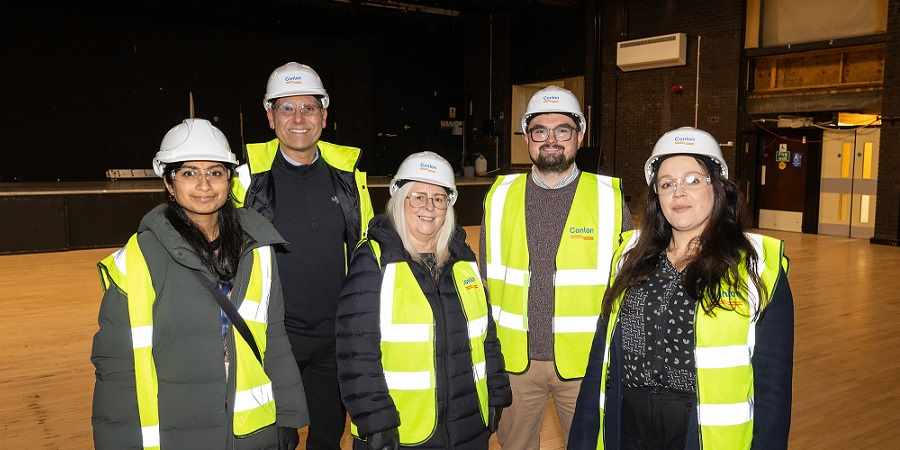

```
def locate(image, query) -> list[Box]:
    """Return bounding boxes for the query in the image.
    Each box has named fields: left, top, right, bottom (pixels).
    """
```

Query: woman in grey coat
left=91, top=119, right=308, bottom=450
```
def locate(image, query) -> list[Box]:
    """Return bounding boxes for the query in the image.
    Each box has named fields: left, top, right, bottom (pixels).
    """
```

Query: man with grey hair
left=231, top=62, right=373, bottom=450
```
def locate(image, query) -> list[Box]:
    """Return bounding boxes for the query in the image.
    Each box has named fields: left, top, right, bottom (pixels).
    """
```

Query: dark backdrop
left=2, top=3, right=465, bottom=180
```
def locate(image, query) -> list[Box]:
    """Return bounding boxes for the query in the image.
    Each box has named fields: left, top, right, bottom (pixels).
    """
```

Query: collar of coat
left=137, top=204, right=286, bottom=271
left=365, top=214, right=475, bottom=267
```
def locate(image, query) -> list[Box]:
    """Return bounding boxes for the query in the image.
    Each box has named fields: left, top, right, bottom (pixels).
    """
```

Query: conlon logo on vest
left=463, top=276, right=482, bottom=290
left=568, top=226, right=595, bottom=241
left=719, top=291, right=751, bottom=311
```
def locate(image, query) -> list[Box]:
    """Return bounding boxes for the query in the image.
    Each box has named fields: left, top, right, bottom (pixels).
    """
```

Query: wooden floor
left=1, top=229, right=899, bottom=449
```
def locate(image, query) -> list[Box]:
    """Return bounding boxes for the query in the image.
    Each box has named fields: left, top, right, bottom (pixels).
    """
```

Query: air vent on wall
left=616, top=33, right=687, bottom=72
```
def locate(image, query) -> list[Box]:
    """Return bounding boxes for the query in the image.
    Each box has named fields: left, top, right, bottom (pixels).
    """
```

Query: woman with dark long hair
left=91, top=119, right=307, bottom=450
left=569, top=127, right=794, bottom=450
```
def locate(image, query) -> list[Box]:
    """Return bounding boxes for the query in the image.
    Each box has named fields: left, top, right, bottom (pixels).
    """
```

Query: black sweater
left=271, top=152, right=347, bottom=337
left=336, top=215, right=512, bottom=449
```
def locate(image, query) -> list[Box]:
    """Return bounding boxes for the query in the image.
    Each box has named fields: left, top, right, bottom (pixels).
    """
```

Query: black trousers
left=622, top=388, right=695, bottom=450
left=288, top=334, right=346, bottom=450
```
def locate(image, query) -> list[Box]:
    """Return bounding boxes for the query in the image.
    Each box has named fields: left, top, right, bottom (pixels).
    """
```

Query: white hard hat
left=521, top=85, right=586, bottom=133
left=390, top=151, right=458, bottom=205
left=263, top=62, right=330, bottom=110
left=152, top=119, right=238, bottom=177
left=645, top=127, right=728, bottom=185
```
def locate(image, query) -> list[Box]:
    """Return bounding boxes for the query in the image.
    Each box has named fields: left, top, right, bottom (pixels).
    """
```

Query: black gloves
left=488, top=407, right=503, bottom=434
left=366, top=427, right=400, bottom=450
left=277, top=426, right=299, bottom=450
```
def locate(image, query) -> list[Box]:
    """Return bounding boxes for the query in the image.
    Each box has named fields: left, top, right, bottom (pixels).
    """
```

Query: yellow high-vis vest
left=350, top=242, right=490, bottom=445
left=483, top=172, right=623, bottom=379
left=230, top=138, right=373, bottom=242
left=595, top=230, right=788, bottom=450
left=98, top=234, right=277, bottom=449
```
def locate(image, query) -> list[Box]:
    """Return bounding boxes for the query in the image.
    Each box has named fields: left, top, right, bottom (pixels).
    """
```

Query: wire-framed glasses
left=272, top=102, right=322, bottom=117
left=173, top=165, right=230, bottom=183
left=654, top=172, right=712, bottom=194
left=407, top=192, right=449, bottom=210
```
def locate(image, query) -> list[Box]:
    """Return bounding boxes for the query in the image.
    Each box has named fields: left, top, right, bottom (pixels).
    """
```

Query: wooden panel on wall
left=843, top=47, right=886, bottom=83
left=779, top=52, right=842, bottom=88
left=745, top=0, right=762, bottom=49
left=752, top=45, right=884, bottom=93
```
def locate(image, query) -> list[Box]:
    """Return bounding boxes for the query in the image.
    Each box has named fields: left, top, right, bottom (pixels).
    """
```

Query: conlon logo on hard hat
left=673, top=136, right=695, bottom=145
left=418, top=161, right=438, bottom=173
left=284, top=75, right=304, bottom=84
left=542, top=95, right=561, bottom=104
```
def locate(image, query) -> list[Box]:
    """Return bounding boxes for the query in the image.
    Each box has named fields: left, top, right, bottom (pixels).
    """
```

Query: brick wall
left=874, top=0, right=900, bottom=244
left=597, top=0, right=745, bottom=204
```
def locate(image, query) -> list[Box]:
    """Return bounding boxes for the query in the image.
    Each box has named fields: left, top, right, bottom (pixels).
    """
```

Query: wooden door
left=757, top=133, right=812, bottom=232
left=850, top=127, right=880, bottom=238
left=818, top=128, right=880, bottom=238
left=819, top=129, right=855, bottom=236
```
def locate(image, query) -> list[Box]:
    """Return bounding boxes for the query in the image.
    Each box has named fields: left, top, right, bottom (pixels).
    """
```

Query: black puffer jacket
left=336, top=215, right=512, bottom=450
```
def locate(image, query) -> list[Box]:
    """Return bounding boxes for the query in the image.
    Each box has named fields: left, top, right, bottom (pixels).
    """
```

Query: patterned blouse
left=619, top=253, right=697, bottom=393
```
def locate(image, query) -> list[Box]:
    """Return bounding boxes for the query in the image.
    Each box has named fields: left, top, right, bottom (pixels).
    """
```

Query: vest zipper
left=692, top=300, right=703, bottom=449
left=523, top=270, right=531, bottom=369
left=331, top=168, right=358, bottom=250
left=431, top=261, right=453, bottom=448
left=453, top=267, right=488, bottom=429
left=610, top=312, right=624, bottom=447
left=225, top=324, right=237, bottom=450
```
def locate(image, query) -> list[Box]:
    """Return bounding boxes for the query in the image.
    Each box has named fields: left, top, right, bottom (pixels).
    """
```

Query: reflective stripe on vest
left=98, top=235, right=277, bottom=448
left=231, top=245, right=277, bottom=435
left=231, top=164, right=252, bottom=208
left=595, top=231, right=786, bottom=450
left=454, top=261, right=491, bottom=427
left=483, top=172, right=623, bottom=379
left=349, top=243, right=490, bottom=445
left=230, top=139, right=374, bottom=241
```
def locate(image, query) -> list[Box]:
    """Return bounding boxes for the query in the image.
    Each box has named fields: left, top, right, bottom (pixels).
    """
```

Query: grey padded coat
left=91, top=205, right=308, bottom=450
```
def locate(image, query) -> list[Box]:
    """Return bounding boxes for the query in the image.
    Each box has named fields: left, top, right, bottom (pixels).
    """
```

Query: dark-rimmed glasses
left=528, top=125, right=576, bottom=142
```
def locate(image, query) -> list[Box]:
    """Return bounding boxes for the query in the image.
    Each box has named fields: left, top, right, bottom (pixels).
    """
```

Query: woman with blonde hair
left=336, top=151, right=511, bottom=450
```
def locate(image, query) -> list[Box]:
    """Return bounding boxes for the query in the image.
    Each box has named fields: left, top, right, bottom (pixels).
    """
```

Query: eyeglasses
left=654, top=172, right=711, bottom=194
left=272, top=102, right=322, bottom=117
left=407, top=192, right=449, bottom=210
left=528, top=125, right=577, bottom=143
left=173, top=165, right=230, bottom=183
